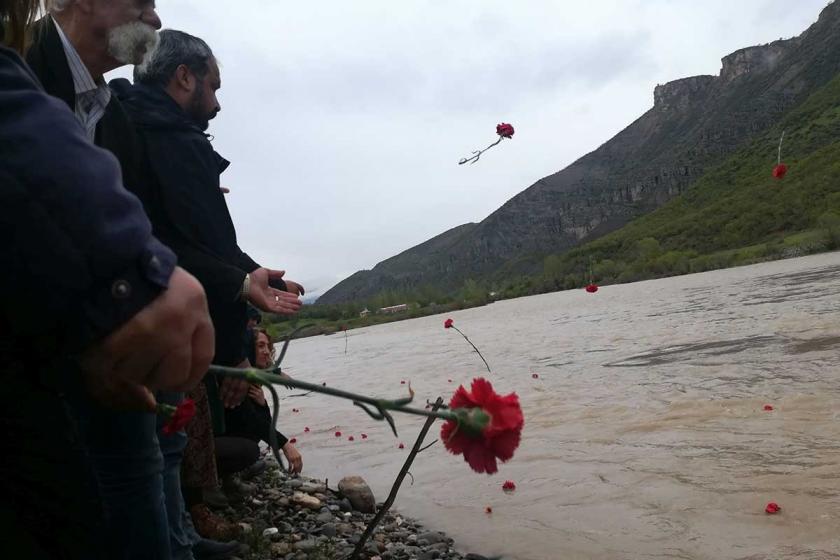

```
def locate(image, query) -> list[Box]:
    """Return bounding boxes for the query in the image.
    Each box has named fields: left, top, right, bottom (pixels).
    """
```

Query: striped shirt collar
left=52, top=16, right=111, bottom=139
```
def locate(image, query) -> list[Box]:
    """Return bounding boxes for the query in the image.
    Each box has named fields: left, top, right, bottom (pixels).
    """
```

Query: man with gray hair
left=24, top=2, right=180, bottom=559
left=26, top=1, right=160, bottom=195
left=111, top=28, right=304, bottom=559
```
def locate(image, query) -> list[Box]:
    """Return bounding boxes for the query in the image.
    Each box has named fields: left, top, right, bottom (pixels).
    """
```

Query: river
left=277, top=252, right=840, bottom=559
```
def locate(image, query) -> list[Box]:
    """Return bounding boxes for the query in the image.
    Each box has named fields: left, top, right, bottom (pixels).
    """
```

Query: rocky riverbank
left=227, top=462, right=494, bottom=560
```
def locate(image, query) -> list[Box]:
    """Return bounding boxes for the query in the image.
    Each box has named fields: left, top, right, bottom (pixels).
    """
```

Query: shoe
left=189, top=504, right=241, bottom=542
left=192, top=538, right=242, bottom=560
left=221, top=475, right=254, bottom=502
left=203, top=485, right=230, bottom=509
left=240, top=459, right=267, bottom=480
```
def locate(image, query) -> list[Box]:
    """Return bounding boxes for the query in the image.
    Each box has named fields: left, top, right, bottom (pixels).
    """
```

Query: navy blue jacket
left=0, top=46, right=175, bottom=364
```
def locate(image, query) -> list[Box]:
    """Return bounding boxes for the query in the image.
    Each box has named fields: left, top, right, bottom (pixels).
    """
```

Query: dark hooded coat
left=111, top=79, right=259, bottom=367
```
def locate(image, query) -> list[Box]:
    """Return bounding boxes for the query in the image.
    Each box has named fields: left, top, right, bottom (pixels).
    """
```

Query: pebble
left=315, top=511, right=334, bottom=523
left=320, top=523, right=337, bottom=538
left=290, top=492, right=321, bottom=510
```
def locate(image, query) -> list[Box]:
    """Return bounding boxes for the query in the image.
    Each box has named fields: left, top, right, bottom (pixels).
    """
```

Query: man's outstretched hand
left=248, top=267, right=302, bottom=315
left=80, top=267, right=215, bottom=412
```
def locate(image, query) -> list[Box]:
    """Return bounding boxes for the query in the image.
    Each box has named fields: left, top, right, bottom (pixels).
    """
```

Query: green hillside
left=519, top=72, right=840, bottom=294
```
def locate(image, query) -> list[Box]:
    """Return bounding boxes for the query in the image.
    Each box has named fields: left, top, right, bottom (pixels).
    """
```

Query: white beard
left=107, top=21, right=159, bottom=66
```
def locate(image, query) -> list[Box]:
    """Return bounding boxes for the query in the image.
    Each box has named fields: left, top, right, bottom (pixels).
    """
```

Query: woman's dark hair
left=1, top=0, right=41, bottom=53
left=246, top=327, right=276, bottom=368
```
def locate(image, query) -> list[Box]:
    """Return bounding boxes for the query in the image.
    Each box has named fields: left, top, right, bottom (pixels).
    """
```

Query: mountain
left=539, top=68, right=840, bottom=289
left=319, top=1, right=840, bottom=305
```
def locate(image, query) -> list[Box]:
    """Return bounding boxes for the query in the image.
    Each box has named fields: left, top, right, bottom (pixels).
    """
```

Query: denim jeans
left=157, top=391, right=199, bottom=560
left=69, top=389, right=170, bottom=560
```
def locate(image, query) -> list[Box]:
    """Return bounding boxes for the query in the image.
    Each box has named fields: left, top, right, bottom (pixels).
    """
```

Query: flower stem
left=458, top=136, right=504, bottom=165
left=207, top=365, right=458, bottom=424
left=777, top=130, right=785, bottom=165
left=451, top=326, right=491, bottom=373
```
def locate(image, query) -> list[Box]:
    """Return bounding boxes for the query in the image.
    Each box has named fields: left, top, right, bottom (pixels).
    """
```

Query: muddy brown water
left=275, top=252, right=840, bottom=559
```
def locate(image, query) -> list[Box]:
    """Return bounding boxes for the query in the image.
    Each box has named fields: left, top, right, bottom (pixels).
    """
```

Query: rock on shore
left=226, top=465, right=492, bottom=560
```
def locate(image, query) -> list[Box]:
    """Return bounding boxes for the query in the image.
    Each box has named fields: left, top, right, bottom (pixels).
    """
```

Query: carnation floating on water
left=765, top=502, right=781, bottom=514
left=763, top=404, right=774, bottom=411
left=335, top=431, right=342, bottom=437
left=585, top=283, right=599, bottom=293
left=502, top=480, right=516, bottom=492
left=444, top=320, right=491, bottom=373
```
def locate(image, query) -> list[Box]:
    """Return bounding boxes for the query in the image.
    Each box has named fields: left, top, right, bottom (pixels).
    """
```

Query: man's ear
left=173, top=64, right=194, bottom=93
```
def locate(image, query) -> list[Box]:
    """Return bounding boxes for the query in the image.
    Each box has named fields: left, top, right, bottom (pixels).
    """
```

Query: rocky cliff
left=319, top=1, right=840, bottom=305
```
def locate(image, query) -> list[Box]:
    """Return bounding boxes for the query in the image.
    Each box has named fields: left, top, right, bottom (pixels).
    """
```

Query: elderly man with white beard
left=26, top=0, right=160, bottom=202
left=23, top=2, right=191, bottom=559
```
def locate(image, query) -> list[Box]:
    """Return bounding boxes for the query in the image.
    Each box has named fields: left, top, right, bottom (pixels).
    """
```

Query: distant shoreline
left=267, top=244, right=839, bottom=341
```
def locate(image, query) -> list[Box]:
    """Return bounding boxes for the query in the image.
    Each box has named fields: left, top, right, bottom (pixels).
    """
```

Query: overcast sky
left=110, top=0, right=830, bottom=299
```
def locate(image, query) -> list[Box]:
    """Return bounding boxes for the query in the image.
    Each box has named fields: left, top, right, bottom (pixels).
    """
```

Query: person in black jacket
left=115, top=30, right=304, bottom=368
left=25, top=2, right=160, bottom=200
left=19, top=3, right=224, bottom=559
left=112, top=28, right=304, bottom=553
left=0, top=39, right=214, bottom=560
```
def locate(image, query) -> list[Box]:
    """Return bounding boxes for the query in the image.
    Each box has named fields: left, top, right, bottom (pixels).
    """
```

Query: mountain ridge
left=319, top=1, right=840, bottom=305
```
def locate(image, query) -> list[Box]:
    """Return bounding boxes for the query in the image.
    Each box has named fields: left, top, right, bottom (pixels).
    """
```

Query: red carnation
left=361, top=433, right=368, bottom=439
left=502, top=480, right=516, bottom=492
left=440, top=378, right=523, bottom=474
left=485, top=506, right=493, bottom=514
left=585, top=284, right=599, bottom=293
left=289, top=437, right=297, bottom=444
left=444, top=318, right=454, bottom=329
left=401, top=380, right=406, bottom=385
left=161, top=398, right=196, bottom=435
left=763, top=404, right=774, bottom=411
left=348, top=436, right=355, bottom=441
left=765, top=502, right=781, bottom=514
left=304, top=426, right=310, bottom=432
left=398, top=443, right=405, bottom=449
left=496, top=123, right=514, bottom=138
left=772, top=163, right=788, bottom=179
left=448, top=379, right=452, bottom=383
left=531, top=373, right=539, bottom=379
left=335, top=431, right=342, bottom=437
